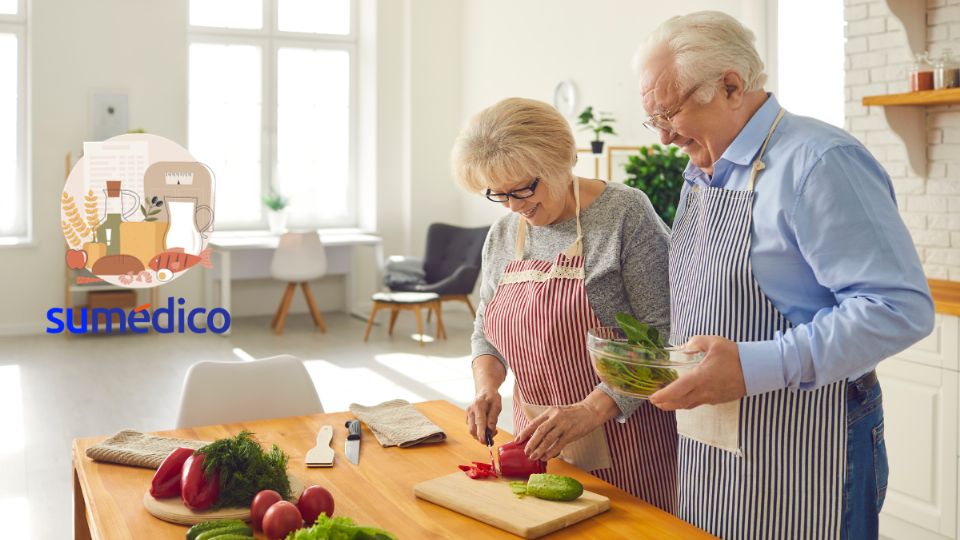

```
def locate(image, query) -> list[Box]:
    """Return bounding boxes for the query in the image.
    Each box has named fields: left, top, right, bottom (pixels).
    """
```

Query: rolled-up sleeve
left=599, top=195, right=672, bottom=420
left=738, top=146, right=935, bottom=395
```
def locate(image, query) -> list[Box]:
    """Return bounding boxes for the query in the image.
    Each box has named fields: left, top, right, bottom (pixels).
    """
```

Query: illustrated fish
left=148, top=247, right=212, bottom=282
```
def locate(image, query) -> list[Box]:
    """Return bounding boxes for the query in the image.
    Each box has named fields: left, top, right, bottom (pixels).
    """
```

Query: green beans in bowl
left=587, top=326, right=703, bottom=399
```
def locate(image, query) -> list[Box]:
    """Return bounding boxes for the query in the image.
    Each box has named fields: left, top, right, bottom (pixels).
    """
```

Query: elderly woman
left=630, top=11, right=934, bottom=539
left=451, top=97, right=677, bottom=511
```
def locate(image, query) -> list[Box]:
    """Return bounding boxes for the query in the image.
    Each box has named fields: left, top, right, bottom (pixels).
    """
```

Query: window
left=188, top=0, right=356, bottom=230
left=0, top=0, right=27, bottom=242
left=776, top=0, right=845, bottom=127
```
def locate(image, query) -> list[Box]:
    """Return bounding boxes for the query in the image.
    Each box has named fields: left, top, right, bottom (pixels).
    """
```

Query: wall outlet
left=90, top=92, right=129, bottom=142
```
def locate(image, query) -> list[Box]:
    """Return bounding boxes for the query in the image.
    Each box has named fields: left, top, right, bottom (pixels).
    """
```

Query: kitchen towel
left=85, top=429, right=207, bottom=469
left=348, top=399, right=446, bottom=448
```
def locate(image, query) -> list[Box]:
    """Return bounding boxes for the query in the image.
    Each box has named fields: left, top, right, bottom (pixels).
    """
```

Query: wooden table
left=73, top=400, right=715, bottom=539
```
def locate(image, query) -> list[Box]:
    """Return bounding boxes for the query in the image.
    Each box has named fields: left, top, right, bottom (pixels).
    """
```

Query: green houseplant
left=577, top=106, right=617, bottom=154
left=262, top=189, right=290, bottom=234
left=622, top=144, right=689, bottom=225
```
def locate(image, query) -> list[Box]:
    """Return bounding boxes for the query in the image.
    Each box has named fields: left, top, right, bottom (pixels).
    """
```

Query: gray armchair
left=387, top=223, right=489, bottom=316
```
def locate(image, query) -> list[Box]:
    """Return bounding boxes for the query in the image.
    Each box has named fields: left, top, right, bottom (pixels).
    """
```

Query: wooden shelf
left=862, top=88, right=960, bottom=107
left=930, top=279, right=960, bottom=317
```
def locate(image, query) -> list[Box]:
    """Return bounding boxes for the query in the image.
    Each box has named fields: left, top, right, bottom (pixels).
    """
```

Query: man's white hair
left=636, top=11, right=767, bottom=104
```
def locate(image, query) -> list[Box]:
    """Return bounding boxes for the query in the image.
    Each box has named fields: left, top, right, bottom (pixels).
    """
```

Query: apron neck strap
left=514, top=176, right=584, bottom=260
left=747, top=108, right=786, bottom=192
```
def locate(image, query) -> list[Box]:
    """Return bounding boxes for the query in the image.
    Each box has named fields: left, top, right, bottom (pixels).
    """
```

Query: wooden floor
left=0, top=309, right=515, bottom=540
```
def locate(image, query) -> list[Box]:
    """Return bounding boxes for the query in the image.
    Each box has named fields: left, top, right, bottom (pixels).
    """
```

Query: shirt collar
left=682, top=93, right=781, bottom=185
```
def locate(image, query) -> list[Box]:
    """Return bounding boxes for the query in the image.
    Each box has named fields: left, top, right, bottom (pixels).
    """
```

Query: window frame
left=0, top=0, right=30, bottom=245
left=187, top=0, right=359, bottom=231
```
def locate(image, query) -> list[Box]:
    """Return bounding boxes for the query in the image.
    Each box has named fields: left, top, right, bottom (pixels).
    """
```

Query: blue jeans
left=841, top=371, right=889, bottom=540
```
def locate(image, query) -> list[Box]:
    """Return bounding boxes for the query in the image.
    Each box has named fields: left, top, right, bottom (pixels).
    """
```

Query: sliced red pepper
left=181, top=453, right=220, bottom=510
left=458, top=462, right=497, bottom=479
left=149, top=447, right=195, bottom=498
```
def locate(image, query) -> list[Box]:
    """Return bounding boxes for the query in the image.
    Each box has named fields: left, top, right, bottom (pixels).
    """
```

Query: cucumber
left=525, top=474, right=584, bottom=501
left=194, top=524, right=252, bottom=540
left=185, top=520, right=247, bottom=540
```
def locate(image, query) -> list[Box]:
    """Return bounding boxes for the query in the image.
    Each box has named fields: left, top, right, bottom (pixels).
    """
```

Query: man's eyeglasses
left=485, top=178, right=540, bottom=203
left=642, top=81, right=706, bottom=138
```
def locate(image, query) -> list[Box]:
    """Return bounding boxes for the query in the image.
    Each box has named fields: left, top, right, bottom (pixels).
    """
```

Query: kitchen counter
left=73, top=400, right=715, bottom=539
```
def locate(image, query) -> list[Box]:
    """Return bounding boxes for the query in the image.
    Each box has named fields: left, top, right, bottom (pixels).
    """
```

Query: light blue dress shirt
left=676, top=94, right=935, bottom=396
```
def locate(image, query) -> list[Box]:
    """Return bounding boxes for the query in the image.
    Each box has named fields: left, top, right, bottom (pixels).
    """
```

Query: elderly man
left=636, top=11, right=934, bottom=540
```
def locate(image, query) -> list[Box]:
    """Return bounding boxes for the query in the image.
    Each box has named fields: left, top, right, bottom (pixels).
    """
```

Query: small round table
left=363, top=291, right=447, bottom=346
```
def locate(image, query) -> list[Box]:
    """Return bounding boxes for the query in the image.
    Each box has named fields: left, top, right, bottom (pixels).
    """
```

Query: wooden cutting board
left=414, top=473, right=610, bottom=539
left=143, top=474, right=304, bottom=525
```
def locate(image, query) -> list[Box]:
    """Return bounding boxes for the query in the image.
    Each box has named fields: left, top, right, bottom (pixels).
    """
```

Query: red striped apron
left=483, top=178, right=678, bottom=512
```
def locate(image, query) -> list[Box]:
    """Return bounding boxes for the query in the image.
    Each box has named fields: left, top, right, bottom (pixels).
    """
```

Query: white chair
left=270, top=231, right=327, bottom=335
left=175, top=354, right=324, bottom=428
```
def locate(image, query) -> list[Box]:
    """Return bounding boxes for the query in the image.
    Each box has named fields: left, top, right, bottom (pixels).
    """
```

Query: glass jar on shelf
left=934, top=49, right=959, bottom=90
left=909, top=52, right=934, bottom=92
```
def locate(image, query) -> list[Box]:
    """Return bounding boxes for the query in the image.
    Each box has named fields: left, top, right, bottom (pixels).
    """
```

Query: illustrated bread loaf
left=92, top=254, right=145, bottom=276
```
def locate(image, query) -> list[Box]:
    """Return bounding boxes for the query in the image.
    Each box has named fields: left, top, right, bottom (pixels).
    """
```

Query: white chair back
left=270, top=231, right=327, bottom=282
left=175, top=354, right=324, bottom=428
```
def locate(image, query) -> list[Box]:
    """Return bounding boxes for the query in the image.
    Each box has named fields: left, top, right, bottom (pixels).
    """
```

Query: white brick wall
left=845, top=0, right=960, bottom=278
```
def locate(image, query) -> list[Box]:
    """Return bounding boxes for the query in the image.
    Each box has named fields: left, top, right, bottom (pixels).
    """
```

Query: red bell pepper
left=149, top=447, right=195, bottom=498
left=497, top=441, right=546, bottom=479
left=181, top=453, right=220, bottom=510
left=458, top=461, right=497, bottom=479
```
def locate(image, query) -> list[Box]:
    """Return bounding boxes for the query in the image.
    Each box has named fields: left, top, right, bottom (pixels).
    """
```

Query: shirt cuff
left=737, top=340, right=785, bottom=396
left=597, top=383, right=642, bottom=423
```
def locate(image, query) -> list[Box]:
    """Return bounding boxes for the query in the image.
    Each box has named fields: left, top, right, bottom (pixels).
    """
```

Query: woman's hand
left=515, top=390, right=619, bottom=461
left=466, top=391, right=502, bottom=443
left=466, top=355, right=507, bottom=442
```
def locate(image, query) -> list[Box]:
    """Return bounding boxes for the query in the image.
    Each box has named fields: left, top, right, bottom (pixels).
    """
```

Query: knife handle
left=484, top=428, right=494, bottom=447
left=345, top=420, right=361, bottom=441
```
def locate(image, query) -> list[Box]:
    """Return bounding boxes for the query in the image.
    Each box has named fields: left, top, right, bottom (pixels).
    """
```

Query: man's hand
left=649, top=335, right=747, bottom=410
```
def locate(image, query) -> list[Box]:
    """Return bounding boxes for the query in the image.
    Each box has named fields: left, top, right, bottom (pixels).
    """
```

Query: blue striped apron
left=669, top=109, right=847, bottom=539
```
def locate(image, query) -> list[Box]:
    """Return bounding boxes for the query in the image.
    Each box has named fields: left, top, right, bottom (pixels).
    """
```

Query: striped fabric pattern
left=484, top=252, right=678, bottom=513
left=669, top=186, right=847, bottom=539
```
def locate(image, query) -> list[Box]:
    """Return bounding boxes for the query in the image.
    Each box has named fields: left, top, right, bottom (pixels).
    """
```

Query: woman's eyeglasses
left=485, top=178, right=540, bottom=202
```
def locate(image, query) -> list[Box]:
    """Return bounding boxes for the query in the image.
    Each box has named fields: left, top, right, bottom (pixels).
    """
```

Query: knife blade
left=344, top=420, right=361, bottom=465
left=485, top=428, right=499, bottom=476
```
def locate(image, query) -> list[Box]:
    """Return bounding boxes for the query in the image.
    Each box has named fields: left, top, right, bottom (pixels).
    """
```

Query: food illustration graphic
left=61, top=134, right=216, bottom=288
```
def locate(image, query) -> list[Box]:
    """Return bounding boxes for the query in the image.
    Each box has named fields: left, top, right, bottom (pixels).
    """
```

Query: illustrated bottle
left=97, top=181, right=124, bottom=255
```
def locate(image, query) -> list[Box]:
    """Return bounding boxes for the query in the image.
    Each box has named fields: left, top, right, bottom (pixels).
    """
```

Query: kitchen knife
left=345, top=420, right=361, bottom=465
left=485, top=428, right=499, bottom=476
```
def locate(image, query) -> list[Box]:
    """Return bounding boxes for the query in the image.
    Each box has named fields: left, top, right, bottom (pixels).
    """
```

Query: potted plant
left=622, top=144, right=689, bottom=225
left=262, top=189, right=289, bottom=235
left=577, top=106, right=617, bottom=154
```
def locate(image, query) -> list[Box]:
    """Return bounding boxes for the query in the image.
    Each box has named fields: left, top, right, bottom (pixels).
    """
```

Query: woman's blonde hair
left=451, top=97, right=576, bottom=197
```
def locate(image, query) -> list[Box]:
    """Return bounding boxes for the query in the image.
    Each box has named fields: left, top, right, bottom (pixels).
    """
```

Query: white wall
left=457, top=0, right=747, bottom=226
left=0, top=0, right=199, bottom=334
left=0, top=0, right=764, bottom=332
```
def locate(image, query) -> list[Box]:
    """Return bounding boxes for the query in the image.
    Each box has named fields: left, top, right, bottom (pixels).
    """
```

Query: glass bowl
left=587, top=327, right=704, bottom=399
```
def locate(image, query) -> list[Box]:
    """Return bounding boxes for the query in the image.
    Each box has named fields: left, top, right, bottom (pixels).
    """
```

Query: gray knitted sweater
left=471, top=181, right=671, bottom=419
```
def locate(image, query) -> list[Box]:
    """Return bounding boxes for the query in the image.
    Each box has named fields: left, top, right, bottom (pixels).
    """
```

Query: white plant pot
left=268, top=211, right=287, bottom=235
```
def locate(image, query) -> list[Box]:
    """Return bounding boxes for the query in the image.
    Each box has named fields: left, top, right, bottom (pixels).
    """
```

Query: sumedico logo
left=50, top=133, right=229, bottom=335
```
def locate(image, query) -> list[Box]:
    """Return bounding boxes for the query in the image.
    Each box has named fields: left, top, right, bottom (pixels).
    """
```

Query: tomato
left=262, top=500, right=303, bottom=540
left=297, top=485, right=335, bottom=525
left=250, top=489, right=283, bottom=531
